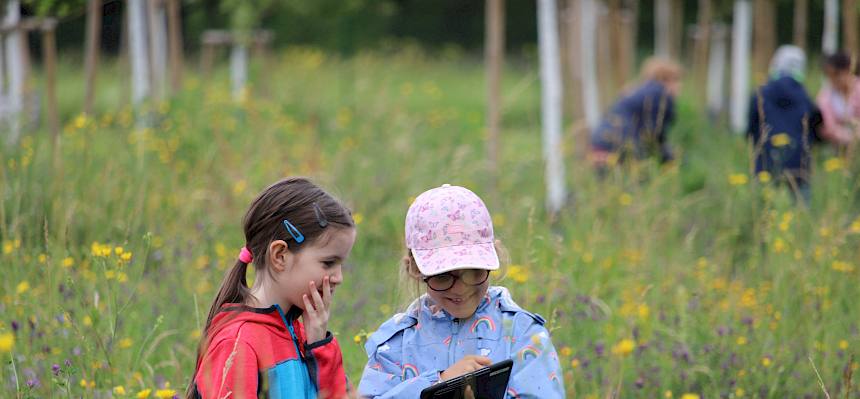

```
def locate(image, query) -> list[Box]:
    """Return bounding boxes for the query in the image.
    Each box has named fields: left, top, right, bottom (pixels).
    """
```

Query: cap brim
left=411, top=243, right=500, bottom=276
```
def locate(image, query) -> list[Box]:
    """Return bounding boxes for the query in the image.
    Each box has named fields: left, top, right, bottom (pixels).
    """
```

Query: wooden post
left=617, top=5, right=635, bottom=90
left=42, top=20, right=59, bottom=141
left=752, top=0, right=776, bottom=84
left=537, top=0, right=566, bottom=217
left=671, top=0, right=684, bottom=59
left=167, top=0, right=184, bottom=92
left=147, top=0, right=168, bottom=100
left=693, top=0, right=712, bottom=107
left=843, top=0, right=858, bottom=57
left=823, top=0, right=839, bottom=55
left=793, top=0, right=808, bottom=51
left=485, top=0, right=504, bottom=192
left=580, top=0, right=600, bottom=131
left=597, top=2, right=614, bottom=108
left=730, top=0, right=752, bottom=134
left=84, top=0, right=102, bottom=114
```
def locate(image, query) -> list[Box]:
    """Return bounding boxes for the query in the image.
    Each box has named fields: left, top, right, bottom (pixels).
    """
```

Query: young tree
left=485, top=0, right=504, bottom=192
left=793, top=0, right=808, bottom=51
left=843, top=0, right=857, bottom=57
left=823, top=0, right=839, bottom=55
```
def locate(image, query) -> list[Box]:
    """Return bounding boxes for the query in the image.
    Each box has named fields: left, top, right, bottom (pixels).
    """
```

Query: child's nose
left=329, top=266, right=343, bottom=286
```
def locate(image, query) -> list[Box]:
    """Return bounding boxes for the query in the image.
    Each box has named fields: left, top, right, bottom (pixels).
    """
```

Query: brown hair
left=186, top=177, right=353, bottom=398
left=398, top=241, right=510, bottom=306
left=640, top=57, right=683, bottom=84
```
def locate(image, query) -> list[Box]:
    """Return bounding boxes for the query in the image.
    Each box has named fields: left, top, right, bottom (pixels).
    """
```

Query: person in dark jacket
left=590, top=57, right=682, bottom=170
left=747, top=45, right=822, bottom=204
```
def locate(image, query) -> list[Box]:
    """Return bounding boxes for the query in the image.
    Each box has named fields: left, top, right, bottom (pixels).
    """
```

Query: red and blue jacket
left=192, top=303, right=348, bottom=399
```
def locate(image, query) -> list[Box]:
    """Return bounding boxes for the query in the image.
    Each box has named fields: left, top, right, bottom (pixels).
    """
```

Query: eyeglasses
left=423, top=269, right=490, bottom=292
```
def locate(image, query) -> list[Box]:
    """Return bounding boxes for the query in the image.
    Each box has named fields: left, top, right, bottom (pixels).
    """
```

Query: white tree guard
left=655, top=0, right=672, bottom=57
left=3, top=0, right=23, bottom=144
left=730, top=0, right=752, bottom=134
left=823, top=0, right=839, bottom=54
left=707, top=23, right=728, bottom=119
left=230, top=43, right=248, bottom=102
left=537, top=0, right=566, bottom=216
left=128, top=0, right=150, bottom=108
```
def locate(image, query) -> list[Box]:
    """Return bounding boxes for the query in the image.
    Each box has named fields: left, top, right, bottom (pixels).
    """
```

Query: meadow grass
left=1, top=45, right=859, bottom=398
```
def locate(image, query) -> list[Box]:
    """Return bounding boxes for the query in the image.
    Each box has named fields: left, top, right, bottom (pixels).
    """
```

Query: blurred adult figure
left=747, top=45, right=822, bottom=204
left=817, top=51, right=860, bottom=146
left=589, top=57, right=683, bottom=171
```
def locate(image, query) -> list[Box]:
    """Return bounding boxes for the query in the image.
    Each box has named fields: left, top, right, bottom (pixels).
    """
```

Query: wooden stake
left=42, top=20, right=59, bottom=141
left=793, top=0, right=808, bottom=51
left=84, top=0, right=101, bottom=114
left=167, top=0, right=184, bottom=93
left=485, top=0, right=504, bottom=194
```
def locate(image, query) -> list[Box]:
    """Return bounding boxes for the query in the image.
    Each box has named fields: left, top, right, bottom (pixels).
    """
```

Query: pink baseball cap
left=405, top=184, right=500, bottom=276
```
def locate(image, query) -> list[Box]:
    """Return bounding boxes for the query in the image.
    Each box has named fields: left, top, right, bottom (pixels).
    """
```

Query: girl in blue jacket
left=358, top=184, right=565, bottom=398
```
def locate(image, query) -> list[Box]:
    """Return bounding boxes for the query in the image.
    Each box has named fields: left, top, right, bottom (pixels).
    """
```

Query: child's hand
left=302, top=276, right=332, bottom=344
left=440, top=355, right=492, bottom=381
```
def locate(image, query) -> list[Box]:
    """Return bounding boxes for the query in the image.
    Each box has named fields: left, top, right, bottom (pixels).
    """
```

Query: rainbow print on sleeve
left=401, top=363, right=419, bottom=380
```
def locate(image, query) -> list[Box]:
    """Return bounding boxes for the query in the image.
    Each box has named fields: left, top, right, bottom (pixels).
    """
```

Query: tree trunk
left=693, top=0, right=712, bottom=107
left=823, top=0, right=839, bottom=55
left=793, top=0, right=808, bottom=51
left=617, top=5, right=635, bottom=89
left=537, top=0, right=566, bottom=218
left=167, top=0, right=184, bottom=93
left=580, top=0, right=601, bottom=131
left=84, top=0, right=102, bottom=114
left=671, top=0, right=684, bottom=59
left=731, top=0, right=752, bottom=134
left=128, top=0, right=150, bottom=109
left=752, top=0, right=776, bottom=84
left=43, top=22, right=59, bottom=141
left=843, top=0, right=857, bottom=57
left=485, top=0, right=504, bottom=192
left=707, top=23, right=728, bottom=121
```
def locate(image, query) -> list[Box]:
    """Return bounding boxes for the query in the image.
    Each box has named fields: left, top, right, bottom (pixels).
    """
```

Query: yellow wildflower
left=136, top=389, right=152, bottom=399
left=353, top=213, right=364, bottom=225
left=757, top=171, right=771, bottom=183
left=735, top=388, right=745, bottom=397
left=832, top=261, right=855, bottom=273
left=83, top=316, right=93, bottom=326
left=839, top=340, right=849, bottom=350
left=155, top=389, right=176, bottom=399
left=560, top=346, right=572, bottom=357
left=0, top=332, right=14, bottom=352
left=38, top=254, right=47, bottom=263
left=611, top=338, right=636, bottom=356
left=824, top=157, right=844, bottom=172
left=571, top=358, right=580, bottom=368
left=728, top=173, right=748, bottom=186
left=681, top=394, right=700, bottom=399
left=770, top=133, right=791, bottom=147
left=62, top=257, right=74, bottom=268
left=772, top=238, right=785, bottom=253
left=761, top=356, right=772, bottom=367
left=736, top=336, right=748, bottom=346
left=664, top=391, right=673, bottom=398
left=120, top=252, right=132, bottom=262
left=118, top=337, right=133, bottom=349
left=619, top=193, right=633, bottom=206
left=16, top=281, right=29, bottom=295
left=114, top=386, right=127, bottom=395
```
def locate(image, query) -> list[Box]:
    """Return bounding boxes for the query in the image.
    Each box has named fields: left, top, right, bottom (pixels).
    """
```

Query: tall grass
left=1, top=45, right=858, bottom=398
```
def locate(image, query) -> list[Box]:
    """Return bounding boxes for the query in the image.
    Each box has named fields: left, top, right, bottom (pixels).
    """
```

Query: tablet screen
left=420, top=359, right=514, bottom=399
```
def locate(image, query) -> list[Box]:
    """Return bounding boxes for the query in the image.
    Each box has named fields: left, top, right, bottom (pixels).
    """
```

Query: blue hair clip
left=283, top=219, right=305, bottom=244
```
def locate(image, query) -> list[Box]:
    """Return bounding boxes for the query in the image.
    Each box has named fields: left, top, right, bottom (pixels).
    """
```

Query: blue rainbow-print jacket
left=358, top=286, right=565, bottom=398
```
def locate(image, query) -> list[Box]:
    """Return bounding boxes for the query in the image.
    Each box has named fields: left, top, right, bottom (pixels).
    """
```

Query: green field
left=2, top=46, right=859, bottom=398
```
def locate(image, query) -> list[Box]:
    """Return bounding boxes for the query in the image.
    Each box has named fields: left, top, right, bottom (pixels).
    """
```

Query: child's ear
left=268, top=240, right=293, bottom=272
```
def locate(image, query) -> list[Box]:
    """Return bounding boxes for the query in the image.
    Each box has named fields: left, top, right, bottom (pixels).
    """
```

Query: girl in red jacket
left=186, top=177, right=356, bottom=399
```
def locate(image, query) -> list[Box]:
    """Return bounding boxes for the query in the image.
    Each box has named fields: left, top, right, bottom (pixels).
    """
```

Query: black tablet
left=420, top=359, right=514, bottom=399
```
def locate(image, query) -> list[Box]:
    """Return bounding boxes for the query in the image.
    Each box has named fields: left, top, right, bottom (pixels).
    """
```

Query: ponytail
left=185, top=259, right=250, bottom=399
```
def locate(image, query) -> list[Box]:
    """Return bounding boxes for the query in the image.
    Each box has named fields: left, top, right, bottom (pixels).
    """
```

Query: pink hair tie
left=238, top=247, right=253, bottom=264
